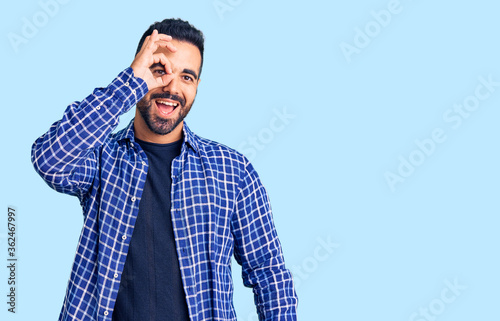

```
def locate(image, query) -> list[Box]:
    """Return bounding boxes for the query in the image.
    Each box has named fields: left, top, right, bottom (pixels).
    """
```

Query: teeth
left=157, top=100, right=178, bottom=107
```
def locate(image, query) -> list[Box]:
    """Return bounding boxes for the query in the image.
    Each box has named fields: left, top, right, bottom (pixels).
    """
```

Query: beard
left=136, top=92, right=193, bottom=135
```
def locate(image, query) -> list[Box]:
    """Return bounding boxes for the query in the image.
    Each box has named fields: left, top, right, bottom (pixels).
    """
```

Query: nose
left=162, top=75, right=179, bottom=95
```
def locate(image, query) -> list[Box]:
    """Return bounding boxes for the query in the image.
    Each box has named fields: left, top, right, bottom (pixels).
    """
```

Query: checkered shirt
left=31, top=68, right=298, bottom=321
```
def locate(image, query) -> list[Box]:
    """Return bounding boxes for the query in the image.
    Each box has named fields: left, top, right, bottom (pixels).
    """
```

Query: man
left=31, top=18, right=297, bottom=320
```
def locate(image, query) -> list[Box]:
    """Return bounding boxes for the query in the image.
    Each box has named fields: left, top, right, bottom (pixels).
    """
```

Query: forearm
left=31, top=67, right=147, bottom=195
left=239, top=232, right=298, bottom=320
left=245, top=241, right=298, bottom=320
left=233, top=160, right=298, bottom=320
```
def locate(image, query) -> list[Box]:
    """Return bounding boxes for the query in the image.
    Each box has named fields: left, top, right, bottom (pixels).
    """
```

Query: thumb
left=158, top=73, right=174, bottom=86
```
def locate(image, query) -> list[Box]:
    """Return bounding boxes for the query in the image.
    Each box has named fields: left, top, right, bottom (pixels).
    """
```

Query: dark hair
left=136, top=18, right=205, bottom=77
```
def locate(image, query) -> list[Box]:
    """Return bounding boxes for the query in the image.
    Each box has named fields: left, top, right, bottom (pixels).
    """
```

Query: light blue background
left=1, top=0, right=499, bottom=320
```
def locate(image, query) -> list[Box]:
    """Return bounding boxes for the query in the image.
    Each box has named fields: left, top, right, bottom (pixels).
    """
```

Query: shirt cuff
left=107, top=67, right=149, bottom=113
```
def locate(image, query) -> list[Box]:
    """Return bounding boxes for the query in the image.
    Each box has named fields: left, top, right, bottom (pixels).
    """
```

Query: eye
left=153, top=69, right=166, bottom=75
left=182, top=75, right=194, bottom=82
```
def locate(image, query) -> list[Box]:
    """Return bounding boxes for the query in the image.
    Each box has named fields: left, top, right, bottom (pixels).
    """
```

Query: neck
left=133, top=117, right=184, bottom=144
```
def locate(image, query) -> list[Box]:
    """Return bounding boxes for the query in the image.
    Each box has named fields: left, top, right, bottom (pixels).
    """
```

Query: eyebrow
left=182, top=68, right=198, bottom=80
left=150, top=63, right=164, bottom=69
left=149, top=63, right=198, bottom=80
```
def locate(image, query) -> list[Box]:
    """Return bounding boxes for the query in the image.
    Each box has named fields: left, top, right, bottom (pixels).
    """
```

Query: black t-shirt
left=112, top=137, right=189, bottom=321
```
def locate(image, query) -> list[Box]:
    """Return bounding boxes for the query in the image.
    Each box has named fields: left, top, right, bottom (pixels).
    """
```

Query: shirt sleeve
left=31, top=67, right=148, bottom=200
left=232, top=159, right=298, bottom=320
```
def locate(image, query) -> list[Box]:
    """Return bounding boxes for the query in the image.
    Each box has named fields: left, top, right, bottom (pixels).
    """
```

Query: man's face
left=136, top=39, right=201, bottom=136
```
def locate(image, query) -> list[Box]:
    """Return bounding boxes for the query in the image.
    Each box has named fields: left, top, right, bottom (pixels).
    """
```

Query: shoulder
left=193, top=134, right=265, bottom=190
left=196, top=134, right=248, bottom=165
left=184, top=123, right=245, bottom=163
left=187, top=126, right=257, bottom=177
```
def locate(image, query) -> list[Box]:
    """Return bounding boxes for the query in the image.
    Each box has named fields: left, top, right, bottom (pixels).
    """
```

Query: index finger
left=154, top=40, right=178, bottom=53
left=156, top=33, right=173, bottom=41
left=150, top=30, right=172, bottom=42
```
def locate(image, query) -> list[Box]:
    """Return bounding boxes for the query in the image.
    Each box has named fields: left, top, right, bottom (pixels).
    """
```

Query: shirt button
left=125, top=81, right=129, bottom=86
left=131, top=197, right=136, bottom=202
left=122, top=235, right=127, bottom=240
left=104, top=311, right=109, bottom=316
left=132, top=89, right=136, bottom=94
left=114, top=273, right=119, bottom=278
left=141, top=161, right=146, bottom=166
left=96, top=106, right=101, bottom=110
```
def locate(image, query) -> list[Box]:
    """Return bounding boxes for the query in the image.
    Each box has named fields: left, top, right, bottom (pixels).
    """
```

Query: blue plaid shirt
left=31, top=68, right=298, bottom=321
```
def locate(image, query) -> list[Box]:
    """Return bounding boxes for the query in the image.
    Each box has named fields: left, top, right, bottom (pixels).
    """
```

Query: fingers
left=152, top=52, right=172, bottom=74
left=143, top=30, right=177, bottom=54
left=151, top=29, right=172, bottom=41
left=152, top=38, right=177, bottom=53
left=150, top=40, right=177, bottom=53
left=157, top=73, right=175, bottom=87
left=156, top=34, right=173, bottom=42
left=164, top=41, right=178, bottom=52
left=131, top=29, right=178, bottom=90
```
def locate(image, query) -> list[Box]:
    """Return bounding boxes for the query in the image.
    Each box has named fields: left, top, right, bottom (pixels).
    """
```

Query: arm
left=31, top=69, right=148, bottom=199
left=31, top=30, right=177, bottom=200
left=232, top=160, right=298, bottom=320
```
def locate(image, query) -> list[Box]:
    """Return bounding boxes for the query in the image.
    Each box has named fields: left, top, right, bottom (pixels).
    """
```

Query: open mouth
left=155, top=99, right=179, bottom=117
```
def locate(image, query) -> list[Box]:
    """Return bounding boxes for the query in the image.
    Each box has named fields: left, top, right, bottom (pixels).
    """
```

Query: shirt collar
left=115, top=118, right=199, bottom=153
left=181, top=121, right=200, bottom=152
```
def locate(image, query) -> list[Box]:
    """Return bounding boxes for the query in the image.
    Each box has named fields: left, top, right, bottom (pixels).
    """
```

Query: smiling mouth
left=155, top=99, right=179, bottom=116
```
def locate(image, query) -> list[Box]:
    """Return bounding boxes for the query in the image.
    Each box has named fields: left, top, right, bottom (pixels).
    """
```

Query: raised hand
left=130, top=29, right=178, bottom=90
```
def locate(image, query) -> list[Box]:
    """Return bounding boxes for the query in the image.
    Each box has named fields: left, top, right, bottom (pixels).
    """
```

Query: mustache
left=150, top=93, right=186, bottom=107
